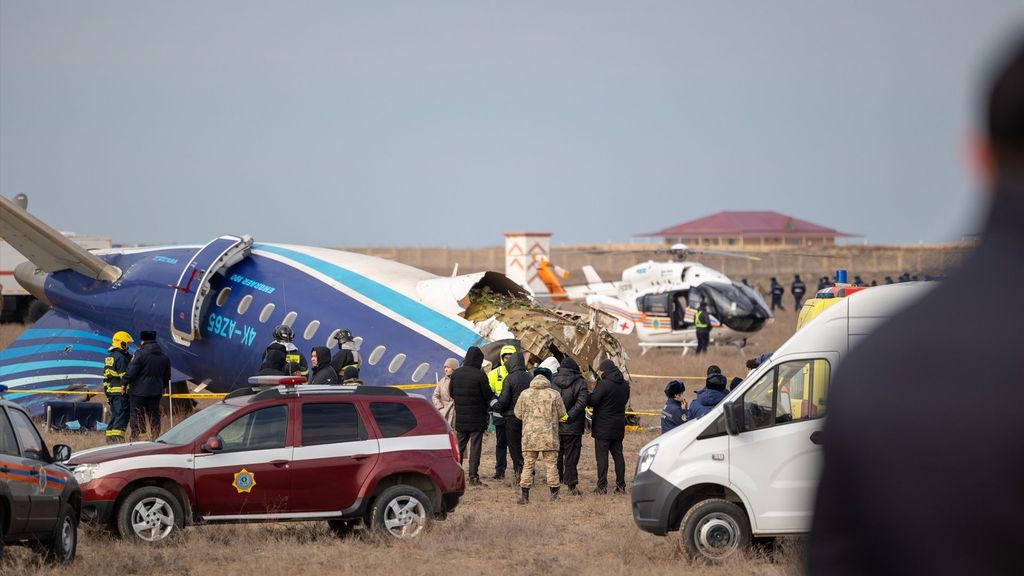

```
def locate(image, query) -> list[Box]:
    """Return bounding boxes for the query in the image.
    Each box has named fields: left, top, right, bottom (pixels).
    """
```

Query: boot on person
left=517, top=487, right=530, bottom=505
left=550, top=486, right=560, bottom=501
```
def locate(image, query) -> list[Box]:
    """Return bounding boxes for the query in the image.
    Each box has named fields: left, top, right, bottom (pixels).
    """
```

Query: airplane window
left=259, top=303, right=275, bottom=323
left=388, top=353, right=407, bottom=374
left=353, top=336, right=363, bottom=348
left=216, top=287, right=232, bottom=307
left=282, top=311, right=297, bottom=327
left=303, top=320, right=320, bottom=341
left=368, top=345, right=386, bottom=366
left=325, top=329, right=340, bottom=348
left=411, top=362, right=430, bottom=383
left=237, top=294, right=253, bottom=315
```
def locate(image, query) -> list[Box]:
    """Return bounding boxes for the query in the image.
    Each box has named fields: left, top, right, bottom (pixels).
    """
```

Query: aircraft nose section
left=14, top=261, right=51, bottom=305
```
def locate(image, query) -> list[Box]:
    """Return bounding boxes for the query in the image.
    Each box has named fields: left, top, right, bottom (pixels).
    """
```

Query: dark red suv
left=67, top=384, right=464, bottom=542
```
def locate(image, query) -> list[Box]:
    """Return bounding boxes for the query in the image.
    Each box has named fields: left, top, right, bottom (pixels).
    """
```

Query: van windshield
left=157, top=403, right=243, bottom=445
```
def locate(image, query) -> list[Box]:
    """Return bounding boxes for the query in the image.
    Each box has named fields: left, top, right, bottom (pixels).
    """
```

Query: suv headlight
left=637, top=444, right=659, bottom=474
left=72, top=464, right=98, bottom=485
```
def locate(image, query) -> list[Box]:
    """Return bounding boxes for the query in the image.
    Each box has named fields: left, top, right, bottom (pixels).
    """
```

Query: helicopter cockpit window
left=701, top=282, right=757, bottom=317
left=639, top=293, right=671, bottom=315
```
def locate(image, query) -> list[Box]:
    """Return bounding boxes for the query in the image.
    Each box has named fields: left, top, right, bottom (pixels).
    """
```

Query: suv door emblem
left=232, top=469, right=256, bottom=493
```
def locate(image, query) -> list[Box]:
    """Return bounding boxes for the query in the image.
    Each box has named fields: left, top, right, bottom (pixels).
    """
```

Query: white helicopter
left=537, top=244, right=773, bottom=354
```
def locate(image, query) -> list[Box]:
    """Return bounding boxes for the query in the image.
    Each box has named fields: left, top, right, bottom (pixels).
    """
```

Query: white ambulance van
left=630, top=282, right=931, bottom=561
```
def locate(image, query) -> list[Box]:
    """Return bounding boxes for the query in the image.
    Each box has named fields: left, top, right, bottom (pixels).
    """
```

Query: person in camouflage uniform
left=513, top=371, right=567, bottom=504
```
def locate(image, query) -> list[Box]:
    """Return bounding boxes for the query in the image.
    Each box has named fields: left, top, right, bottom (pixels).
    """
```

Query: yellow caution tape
left=629, top=374, right=707, bottom=380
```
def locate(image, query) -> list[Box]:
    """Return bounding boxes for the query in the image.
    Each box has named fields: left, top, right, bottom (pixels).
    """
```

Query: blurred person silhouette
left=769, top=277, right=785, bottom=310
left=809, top=33, right=1024, bottom=576
left=791, top=274, right=807, bottom=308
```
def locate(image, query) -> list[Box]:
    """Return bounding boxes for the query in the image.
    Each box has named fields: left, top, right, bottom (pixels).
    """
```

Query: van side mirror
left=52, top=444, right=72, bottom=463
left=723, top=401, right=746, bottom=436
left=202, top=437, right=223, bottom=453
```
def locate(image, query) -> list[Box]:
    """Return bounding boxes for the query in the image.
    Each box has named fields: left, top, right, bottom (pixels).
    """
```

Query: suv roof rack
left=245, top=384, right=409, bottom=403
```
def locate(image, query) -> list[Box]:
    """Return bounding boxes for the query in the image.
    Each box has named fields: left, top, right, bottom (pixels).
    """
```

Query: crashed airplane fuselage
left=0, top=195, right=625, bottom=413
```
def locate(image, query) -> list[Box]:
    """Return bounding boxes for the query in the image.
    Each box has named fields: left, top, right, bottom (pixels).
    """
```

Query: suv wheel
left=116, top=486, right=184, bottom=543
left=680, top=498, right=751, bottom=562
left=42, top=504, right=78, bottom=563
left=370, top=485, right=432, bottom=539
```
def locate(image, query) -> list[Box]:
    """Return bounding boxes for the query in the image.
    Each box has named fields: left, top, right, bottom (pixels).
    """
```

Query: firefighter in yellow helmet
left=103, top=331, right=133, bottom=443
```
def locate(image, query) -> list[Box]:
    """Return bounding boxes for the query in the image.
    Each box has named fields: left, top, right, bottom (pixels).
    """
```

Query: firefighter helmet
left=112, top=331, right=134, bottom=350
left=273, top=324, right=294, bottom=342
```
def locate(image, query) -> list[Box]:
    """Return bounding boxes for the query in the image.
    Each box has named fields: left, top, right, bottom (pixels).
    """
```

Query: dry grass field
left=0, top=310, right=805, bottom=576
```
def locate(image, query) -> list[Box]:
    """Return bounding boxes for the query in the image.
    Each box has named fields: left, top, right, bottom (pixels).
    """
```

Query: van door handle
left=269, top=460, right=290, bottom=468
left=352, top=454, right=371, bottom=461
left=809, top=431, right=823, bottom=445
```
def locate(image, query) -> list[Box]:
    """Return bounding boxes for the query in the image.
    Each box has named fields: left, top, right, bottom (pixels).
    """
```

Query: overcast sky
left=2, top=2, right=1022, bottom=248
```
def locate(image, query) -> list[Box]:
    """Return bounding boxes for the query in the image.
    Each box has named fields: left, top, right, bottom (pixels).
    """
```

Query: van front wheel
left=680, top=498, right=751, bottom=562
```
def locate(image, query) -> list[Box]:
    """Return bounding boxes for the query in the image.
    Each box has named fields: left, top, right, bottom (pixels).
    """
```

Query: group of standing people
left=770, top=275, right=807, bottom=310
left=435, top=345, right=631, bottom=503
left=102, top=329, right=171, bottom=443
left=257, top=325, right=362, bottom=384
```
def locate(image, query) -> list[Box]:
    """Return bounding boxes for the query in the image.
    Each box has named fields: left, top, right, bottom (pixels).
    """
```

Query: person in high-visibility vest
left=694, top=302, right=712, bottom=354
left=487, top=344, right=517, bottom=480
left=103, top=331, right=134, bottom=443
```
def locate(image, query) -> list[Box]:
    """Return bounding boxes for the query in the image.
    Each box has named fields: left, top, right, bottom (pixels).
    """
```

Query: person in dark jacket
left=553, top=356, right=589, bottom=495
left=125, top=330, right=171, bottom=441
left=308, top=347, right=339, bottom=384
left=791, top=274, right=807, bottom=308
left=685, top=373, right=727, bottom=421
left=660, top=380, right=687, bottom=433
left=769, top=277, right=785, bottom=310
left=450, top=347, right=497, bottom=486
left=589, top=358, right=630, bottom=494
left=257, top=348, right=289, bottom=376
left=494, top=351, right=531, bottom=482
left=808, top=36, right=1024, bottom=576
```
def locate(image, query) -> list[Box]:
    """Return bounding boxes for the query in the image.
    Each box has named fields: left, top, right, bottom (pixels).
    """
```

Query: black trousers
left=595, top=437, right=625, bottom=490
left=695, top=329, right=711, bottom=354
left=493, top=416, right=507, bottom=475
left=456, top=430, right=484, bottom=481
left=794, top=295, right=804, bottom=309
left=505, top=417, right=524, bottom=475
left=129, top=395, right=162, bottom=441
left=771, top=296, right=784, bottom=310
left=557, top=433, right=582, bottom=487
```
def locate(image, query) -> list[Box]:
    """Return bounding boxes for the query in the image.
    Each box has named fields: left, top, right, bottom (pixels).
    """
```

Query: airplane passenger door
left=170, top=235, right=253, bottom=346
left=727, top=355, right=834, bottom=533
left=194, top=404, right=293, bottom=518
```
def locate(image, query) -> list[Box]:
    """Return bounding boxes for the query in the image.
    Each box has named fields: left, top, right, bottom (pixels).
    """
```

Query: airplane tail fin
left=582, top=265, right=603, bottom=285
left=0, top=195, right=120, bottom=282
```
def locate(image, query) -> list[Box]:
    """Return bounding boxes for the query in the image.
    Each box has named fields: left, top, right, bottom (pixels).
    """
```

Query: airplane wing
left=1, top=309, right=115, bottom=417
left=0, top=194, right=120, bottom=282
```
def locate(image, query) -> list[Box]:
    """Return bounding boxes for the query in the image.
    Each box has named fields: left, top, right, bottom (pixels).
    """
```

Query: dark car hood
left=67, top=441, right=191, bottom=465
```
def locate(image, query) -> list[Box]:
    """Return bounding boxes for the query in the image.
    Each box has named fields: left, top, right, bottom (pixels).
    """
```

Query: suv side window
left=0, top=409, right=20, bottom=456
left=370, top=402, right=417, bottom=438
left=217, top=405, right=288, bottom=451
left=8, top=409, right=48, bottom=460
left=742, top=359, right=830, bottom=431
left=302, top=403, right=366, bottom=446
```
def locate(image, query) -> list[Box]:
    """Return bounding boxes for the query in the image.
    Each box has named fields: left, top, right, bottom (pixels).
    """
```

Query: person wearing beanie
left=553, top=356, right=589, bottom=495
left=450, top=347, right=498, bottom=486
left=539, top=356, right=560, bottom=376
left=513, top=372, right=567, bottom=504
left=308, top=347, right=339, bottom=385
left=124, top=329, right=171, bottom=441
left=431, top=358, right=460, bottom=428
left=660, top=380, right=687, bottom=433
left=494, top=350, right=532, bottom=483
left=588, top=358, right=630, bottom=494
left=685, top=372, right=728, bottom=421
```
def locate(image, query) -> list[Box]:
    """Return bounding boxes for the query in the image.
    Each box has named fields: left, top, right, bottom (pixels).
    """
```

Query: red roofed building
left=641, top=211, right=860, bottom=248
